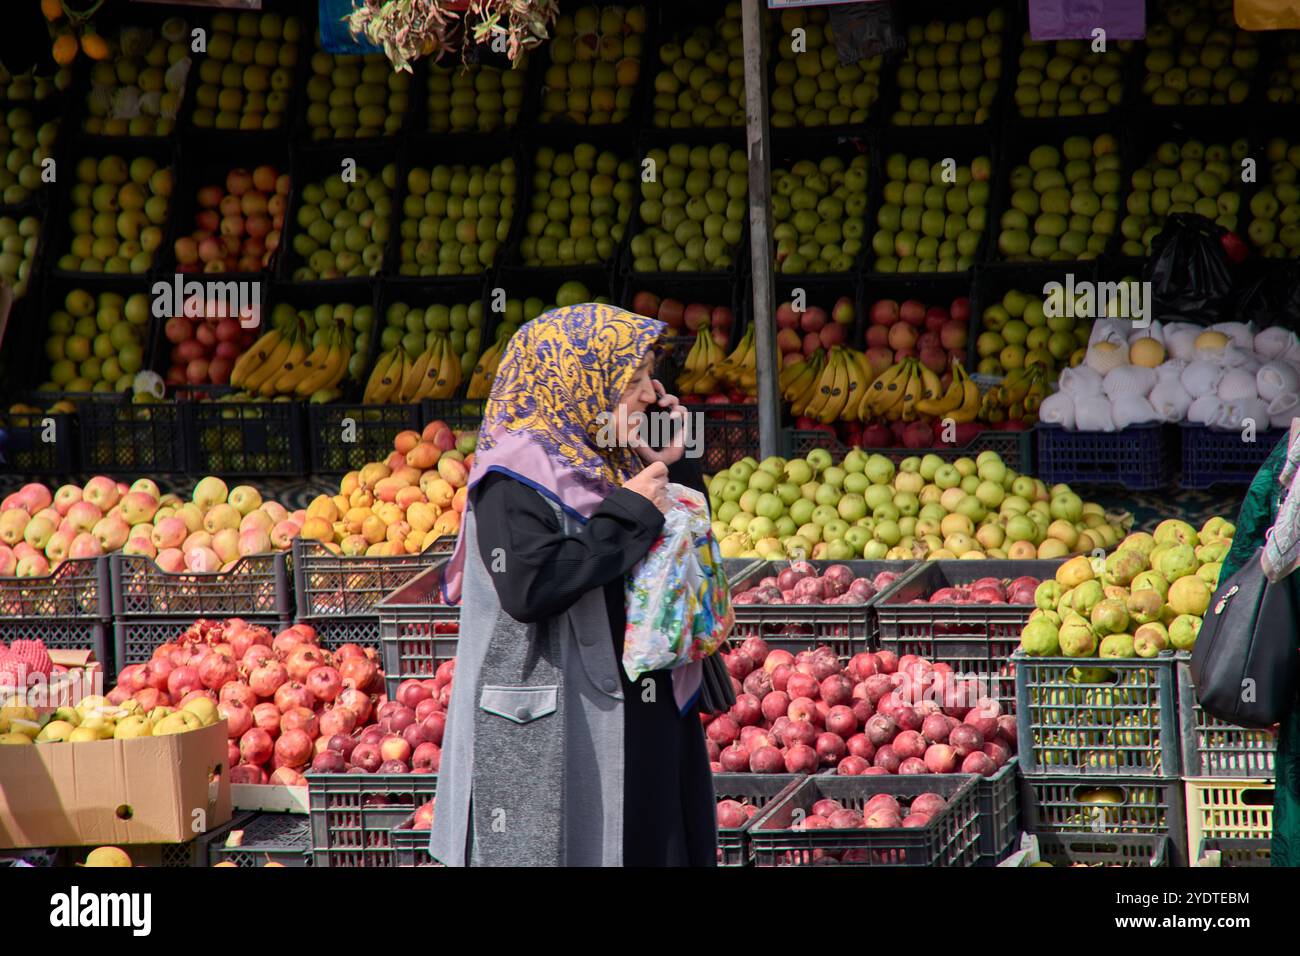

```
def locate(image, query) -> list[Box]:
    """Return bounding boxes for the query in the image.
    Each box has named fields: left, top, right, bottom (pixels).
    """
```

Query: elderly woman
left=1216, top=423, right=1300, bottom=866
left=430, top=303, right=718, bottom=867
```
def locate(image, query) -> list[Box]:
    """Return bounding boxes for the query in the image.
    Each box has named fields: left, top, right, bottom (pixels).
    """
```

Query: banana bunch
left=781, top=347, right=824, bottom=410
left=915, top=358, right=980, bottom=423
left=230, top=314, right=355, bottom=400
left=978, top=364, right=1048, bottom=424
left=363, top=334, right=463, bottom=404
left=711, top=325, right=757, bottom=395
left=466, top=336, right=507, bottom=399
left=785, top=343, right=868, bottom=418
left=675, top=327, right=725, bottom=395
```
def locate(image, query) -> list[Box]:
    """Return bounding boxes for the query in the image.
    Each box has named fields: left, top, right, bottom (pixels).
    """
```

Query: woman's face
left=610, top=353, right=657, bottom=447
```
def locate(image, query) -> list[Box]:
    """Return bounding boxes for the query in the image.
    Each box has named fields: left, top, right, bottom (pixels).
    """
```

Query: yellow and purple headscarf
left=442, top=303, right=665, bottom=603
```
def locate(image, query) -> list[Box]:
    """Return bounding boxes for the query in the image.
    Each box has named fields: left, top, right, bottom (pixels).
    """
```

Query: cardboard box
left=231, top=783, right=308, bottom=814
left=0, top=721, right=231, bottom=849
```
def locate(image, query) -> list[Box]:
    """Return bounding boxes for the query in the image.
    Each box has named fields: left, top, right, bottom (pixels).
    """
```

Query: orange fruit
left=81, top=32, right=111, bottom=62
left=52, top=33, right=78, bottom=65
left=41, top=0, right=63, bottom=22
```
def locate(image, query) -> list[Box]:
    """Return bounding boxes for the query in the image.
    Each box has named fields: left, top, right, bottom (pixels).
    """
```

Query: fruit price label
left=767, top=0, right=882, bottom=9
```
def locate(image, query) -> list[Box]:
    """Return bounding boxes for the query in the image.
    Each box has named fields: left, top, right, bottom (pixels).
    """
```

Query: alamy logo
left=49, top=887, right=151, bottom=937
left=1042, top=274, right=1151, bottom=328
left=151, top=274, right=261, bottom=327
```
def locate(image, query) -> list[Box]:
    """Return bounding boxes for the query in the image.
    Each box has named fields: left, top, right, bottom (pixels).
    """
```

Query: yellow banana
left=244, top=325, right=297, bottom=395
left=467, top=338, right=504, bottom=399
left=230, top=328, right=280, bottom=388
left=789, top=350, right=825, bottom=417
left=862, top=360, right=906, bottom=419
left=916, top=359, right=965, bottom=417
left=296, top=330, right=348, bottom=396
left=899, top=360, right=925, bottom=421
left=803, top=349, right=840, bottom=421
left=917, top=362, right=943, bottom=408
left=369, top=348, right=404, bottom=404
left=412, top=337, right=446, bottom=401
left=676, top=329, right=710, bottom=394
left=400, top=345, right=434, bottom=403
left=263, top=327, right=310, bottom=397
left=950, top=363, right=981, bottom=423
left=290, top=332, right=335, bottom=397
left=430, top=336, right=462, bottom=398
left=818, top=349, right=851, bottom=424
left=363, top=347, right=397, bottom=403
left=841, top=348, right=869, bottom=420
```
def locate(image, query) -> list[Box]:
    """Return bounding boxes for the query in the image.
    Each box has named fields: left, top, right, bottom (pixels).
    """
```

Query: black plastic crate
left=978, top=757, right=1020, bottom=865
left=306, top=401, right=422, bottom=475
left=687, top=401, right=759, bottom=474
left=377, top=565, right=460, bottom=698
left=1180, top=424, right=1287, bottom=489
left=0, top=617, right=109, bottom=670
left=390, top=811, right=438, bottom=867
left=712, top=773, right=802, bottom=868
left=872, top=559, right=1062, bottom=709
left=1035, top=423, right=1174, bottom=490
left=1015, top=651, right=1181, bottom=776
left=421, top=399, right=488, bottom=434
left=208, top=812, right=312, bottom=867
left=1035, top=833, right=1171, bottom=868
left=0, top=555, right=110, bottom=620
left=725, top=560, right=899, bottom=660
left=113, top=614, right=287, bottom=670
left=730, top=559, right=913, bottom=653
left=306, top=772, right=439, bottom=868
left=748, top=772, right=981, bottom=867
left=1177, top=662, right=1276, bottom=779
left=298, top=615, right=382, bottom=653
left=782, top=427, right=1035, bottom=476
left=78, top=397, right=189, bottom=474
left=1196, top=837, right=1271, bottom=868
left=111, top=551, right=292, bottom=618
left=1019, top=773, right=1188, bottom=866
left=0, top=409, right=77, bottom=473
left=186, top=400, right=307, bottom=477
left=293, top=537, right=447, bottom=619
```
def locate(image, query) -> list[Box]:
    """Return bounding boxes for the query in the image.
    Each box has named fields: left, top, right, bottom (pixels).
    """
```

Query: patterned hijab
left=442, top=303, right=665, bottom=603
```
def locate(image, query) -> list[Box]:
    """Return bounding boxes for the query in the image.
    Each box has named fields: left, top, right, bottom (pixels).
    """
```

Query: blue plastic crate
left=1179, top=424, right=1287, bottom=489
left=1035, top=424, right=1173, bottom=489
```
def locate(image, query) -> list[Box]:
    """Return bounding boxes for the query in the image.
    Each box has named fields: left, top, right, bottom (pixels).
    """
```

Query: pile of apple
left=0, top=109, right=57, bottom=207
left=974, top=284, right=1092, bottom=379
left=1119, top=138, right=1244, bottom=257
left=427, top=61, right=526, bottom=133
left=1014, top=34, right=1128, bottom=118
left=538, top=4, right=646, bottom=125
left=82, top=19, right=190, bottom=137
left=174, top=165, right=287, bottom=274
left=400, top=158, right=514, bottom=277
left=0, top=690, right=216, bottom=746
left=865, top=295, right=970, bottom=375
left=793, top=791, right=953, bottom=833
left=630, top=142, right=748, bottom=272
left=161, top=296, right=261, bottom=388
left=707, top=449, right=1131, bottom=562
left=899, top=575, right=1040, bottom=607
left=652, top=5, right=744, bottom=128
left=775, top=294, right=854, bottom=365
left=872, top=152, right=991, bottom=273
left=772, top=153, right=869, bottom=274
left=731, top=563, right=898, bottom=606
left=299, top=419, right=474, bottom=556
left=40, top=287, right=150, bottom=394
left=1246, top=138, right=1300, bottom=257
left=57, top=155, right=172, bottom=275
left=0, top=214, right=41, bottom=299
left=771, top=5, right=884, bottom=129
left=304, top=36, right=408, bottom=139
left=191, top=11, right=299, bottom=131
left=0, top=475, right=302, bottom=578
left=891, top=12, right=1003, bottom=126
left=519, top=143, right=634, bottom=267
left=630, top=291, right=733, bottom=347
left=704, top=638, right=1016, bottom=777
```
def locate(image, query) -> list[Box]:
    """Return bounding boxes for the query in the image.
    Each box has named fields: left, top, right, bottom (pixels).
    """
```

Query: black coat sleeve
left=470, top=472, right=665, bottom=624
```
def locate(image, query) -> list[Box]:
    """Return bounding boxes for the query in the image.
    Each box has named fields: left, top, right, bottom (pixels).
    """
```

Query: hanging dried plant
left=346, top=0, right=559, bottom=72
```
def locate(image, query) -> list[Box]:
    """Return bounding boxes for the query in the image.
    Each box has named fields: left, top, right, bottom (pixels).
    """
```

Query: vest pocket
left=479, top=685, right=559, bottom=723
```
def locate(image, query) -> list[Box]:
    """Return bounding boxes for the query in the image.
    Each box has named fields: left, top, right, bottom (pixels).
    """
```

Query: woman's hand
left=634, top=380, right=689, bottom=467
left=623, top=460, right=669, bottom=512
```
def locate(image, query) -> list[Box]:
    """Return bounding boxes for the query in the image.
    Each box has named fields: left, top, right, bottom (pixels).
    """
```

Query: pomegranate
left=252, top=702, right=281, bottom=737
left=166, top=665, right=201, bottom=701
left=271, top=627, right=305, bottom=657
left=197, top=653, right=239, bottom=691
left=132, top=687, right=166, bottom=710
left=274, top=728, right=314, bottom=768
left=305, top=665, right=343, bottom=703
left=230, top=765, right=267, bottom=785
left=337, top=687, right=373, bottom=724
left=219, top=680, right=257, bottom=710
left=219, top=699, right=253, bottom=738
left=274, top=680, right=314, bottom=713
left=241, top=644, right=274, bottom=670
left=340, top=656, right=381, bottom=694
left=279, top=706, right=318, bottom=738
left=248, top=660, right=288, bottom=698
left=285, top=644, right=328, bottom=682
left=239, top=727, right=274, bottom=765
left=319, top=705, right=357, bottom=738
left=143, top=658, right=174, bottom=692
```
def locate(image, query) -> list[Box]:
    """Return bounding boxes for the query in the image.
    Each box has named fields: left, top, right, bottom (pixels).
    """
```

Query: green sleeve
left=1218, top=437, right=1289, bottom=582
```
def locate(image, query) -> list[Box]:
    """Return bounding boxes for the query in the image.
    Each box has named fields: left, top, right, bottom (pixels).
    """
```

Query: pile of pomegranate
left=706, top=637, right=1016, bottom=776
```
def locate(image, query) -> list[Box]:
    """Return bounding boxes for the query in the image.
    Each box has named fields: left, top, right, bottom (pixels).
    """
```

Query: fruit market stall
left=0, top=0, right=1293, bottom=876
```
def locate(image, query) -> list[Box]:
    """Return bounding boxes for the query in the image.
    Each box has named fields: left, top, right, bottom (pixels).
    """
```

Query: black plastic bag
left=1235, top=261, right=1300, bottom=335
left=1143, top=213, right=1235, bottom=327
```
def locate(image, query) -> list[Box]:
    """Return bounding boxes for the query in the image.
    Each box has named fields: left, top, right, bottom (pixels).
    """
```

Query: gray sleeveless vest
left=428, top=494, right=628, bottom=866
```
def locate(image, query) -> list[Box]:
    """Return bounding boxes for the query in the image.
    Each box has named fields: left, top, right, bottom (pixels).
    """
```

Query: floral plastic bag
left=622, top=483, right=733, bottom=682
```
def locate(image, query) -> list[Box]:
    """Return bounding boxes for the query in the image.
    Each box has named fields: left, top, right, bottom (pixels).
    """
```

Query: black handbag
left=1188, top=549, right=1300, bottom=728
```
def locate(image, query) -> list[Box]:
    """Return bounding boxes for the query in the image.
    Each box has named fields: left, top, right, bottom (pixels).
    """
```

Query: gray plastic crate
left=390, top=811, right=438, bottom=867
left=0, top=555, right=110, bottom=619
left=1014, top=651, right=1181, bottom=776
left=111, top=551, right=292, bottom=618
left=1036, top=833, right=1171, bottom=867
left=1196, top=837, right=1271, bottom=868
left=306, top=772, right=439, bottom=868
left=748, top=773, right=981, bottom=867
left=726, top=560, right=911, bottom=661
left=208, top=812, right=312, bottom=867
left=978, top=757, right=1020, bottom=865
left=872, top=559, right=1063, bottom=710
left=1177, top=662, right=1276, bottom=779
left=0, top=617, right=108, bottom=670
left=293, top=537, right=451, bottom=619
left=297, top=615, right=382, bottom=652
left=712, top=773, right=802, bottom=868
left=378, top=565, right=460, bottom=698
left=1020, top=773, right=1187, bottom=867
left=113, top=615, right=288, bottom=669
